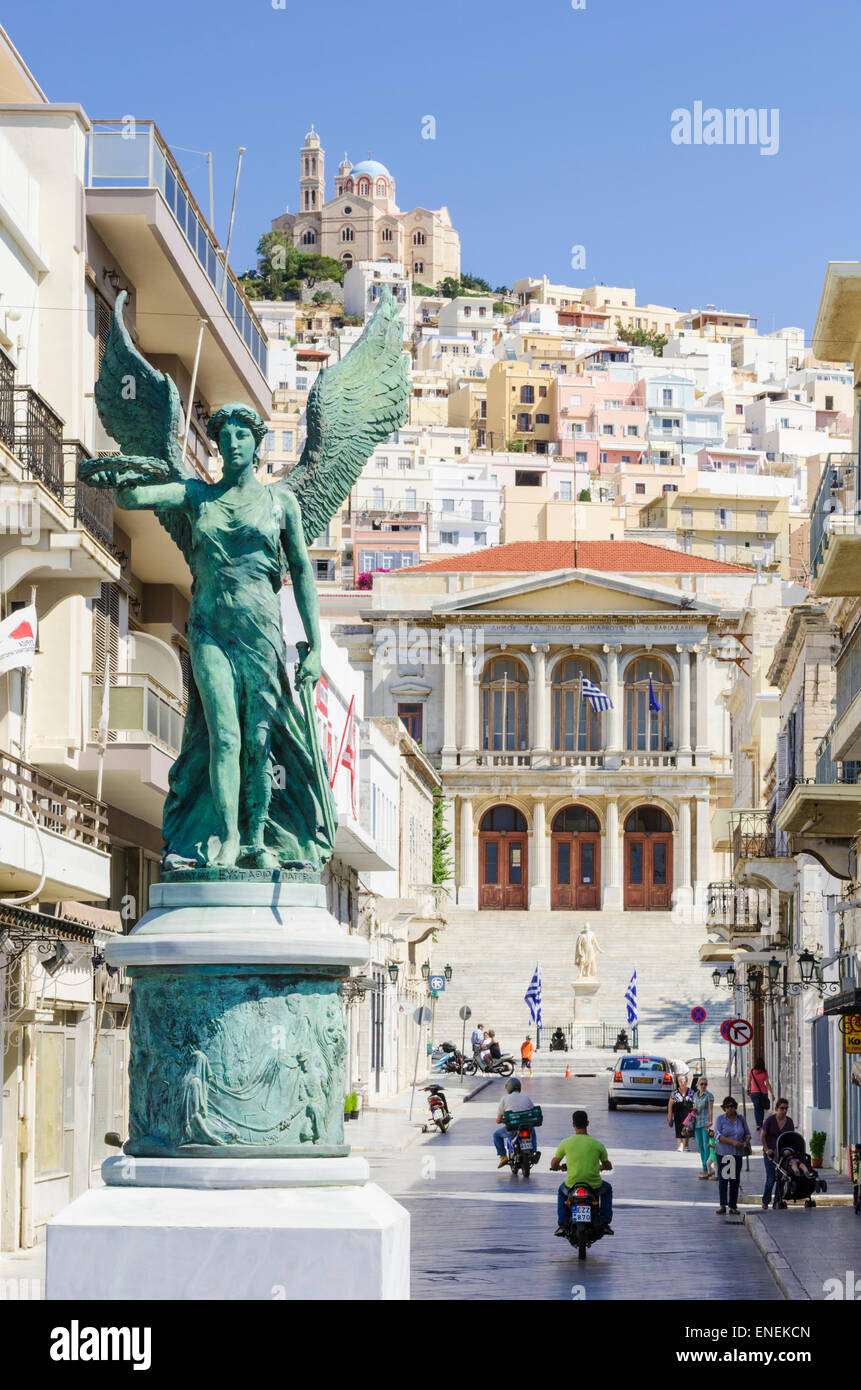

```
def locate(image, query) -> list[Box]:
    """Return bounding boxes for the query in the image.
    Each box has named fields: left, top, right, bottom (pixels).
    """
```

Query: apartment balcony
left=731, top=810, right=795, bottom=893
left=771, top=723, right=859, bottom=880
left=809, top=455, right=861, bottom=596
left=50, top=672, right=188, bottom=827
left=0, top=369, right=121, bottom=592
left=85, top=120, right=269, bottom=416
left=707, top=881, right=774, bottom=938
left=0, top=750, right=110, bottom=902
left=833, top=624, right=861, bottom=763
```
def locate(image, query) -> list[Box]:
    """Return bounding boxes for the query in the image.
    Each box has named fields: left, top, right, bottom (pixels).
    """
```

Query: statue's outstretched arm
left=115, top=481, right=189, bottom=512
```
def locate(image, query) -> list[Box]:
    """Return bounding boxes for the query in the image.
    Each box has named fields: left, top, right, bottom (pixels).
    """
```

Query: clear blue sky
left=8, top=0, right=860, bottom=343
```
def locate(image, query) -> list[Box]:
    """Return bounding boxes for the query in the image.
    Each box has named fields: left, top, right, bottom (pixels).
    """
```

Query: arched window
left=479, top=805, right=527, bottom=832
left=481, top=657, right=528, bottom=751
left=413, top=230, right=426, bottom=246
left=552, top=805, right=600, bottom=834
left=341, top=253, right=353, bottom=270
left=345, top=179, right=354, bottom=193
left=304, top=190, right=310, bottom=209
left=341, top=226, right=354, bottom=242
left=376, top=179, right=387, bottom=196
left=301, top=228, right=316, bottom=245
left=304, top=158, right=309, bottom=176
left=624, top=656, right=673, bottom=751
left=552, top=655, right=602, bottom=751
left=358, top=179, right=370, bottom=196
left=624, top=806, right=672, bottom=834
left=381, top=226, right=394, bottom=243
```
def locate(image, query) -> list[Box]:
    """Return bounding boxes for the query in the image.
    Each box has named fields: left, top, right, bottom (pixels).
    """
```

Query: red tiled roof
left=402, top=540, right=751, bottom=575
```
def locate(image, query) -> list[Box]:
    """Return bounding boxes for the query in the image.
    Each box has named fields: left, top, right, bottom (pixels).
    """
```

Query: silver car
left=607, top=1054, right=674, bottom=1109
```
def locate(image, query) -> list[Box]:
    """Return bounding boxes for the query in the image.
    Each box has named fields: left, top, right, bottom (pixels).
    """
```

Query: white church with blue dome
left=272, top=126, right=461, bottom=285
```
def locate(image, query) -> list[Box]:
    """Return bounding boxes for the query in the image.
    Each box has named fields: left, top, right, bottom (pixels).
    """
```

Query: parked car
left=608, top=1054, right=674, bottom=1109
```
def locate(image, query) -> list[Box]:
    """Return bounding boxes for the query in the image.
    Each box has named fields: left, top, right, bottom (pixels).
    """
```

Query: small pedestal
left=572, top=978, right=601, bottom=1024
left=46, top=878, right=410, bottom=1301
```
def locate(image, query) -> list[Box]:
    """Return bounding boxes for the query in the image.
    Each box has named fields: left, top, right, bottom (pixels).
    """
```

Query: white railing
left=85, top=672, right=186, bottom=756
left=621, top=752, right=677, bottom=768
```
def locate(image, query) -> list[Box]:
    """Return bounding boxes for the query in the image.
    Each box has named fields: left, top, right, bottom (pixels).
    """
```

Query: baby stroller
left=772, top=1131, right=828, bottom=1209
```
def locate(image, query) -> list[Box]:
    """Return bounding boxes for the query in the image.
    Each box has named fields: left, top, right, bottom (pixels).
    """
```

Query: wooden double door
left=623, top=833, right=672, bottom=910
left=479, top=832, right=528, bottom=909
left=551, top=833, right=600, bottom=910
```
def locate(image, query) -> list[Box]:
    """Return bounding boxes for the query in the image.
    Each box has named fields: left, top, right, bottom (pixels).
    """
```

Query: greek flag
left=581, top=675, right=613, bottom=711
left=525, top=964, right=542, bottom=1027
left=625, top=970, right=638, bottom=1026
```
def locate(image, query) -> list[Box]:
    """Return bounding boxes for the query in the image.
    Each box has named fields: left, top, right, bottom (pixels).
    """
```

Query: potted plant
left=344, top=1090, right=359, bottom=1122
left=810, top=1130, right=826, bottom=1169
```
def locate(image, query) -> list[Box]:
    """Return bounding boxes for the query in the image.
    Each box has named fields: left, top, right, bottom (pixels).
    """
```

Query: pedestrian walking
left=471, top=1023, right=484, bottom=1055
left=691, top=1075, right=715, bottom=1178
left=713, top=1096, right=751, bottom=1215
left=747, top=1056, right=775, bottom=1130
left=521, top=1034, right=534, bottom=1077
left=667, top=1074, right=695, bottom=1151
left=760, top=1097, right=794, bottom=1210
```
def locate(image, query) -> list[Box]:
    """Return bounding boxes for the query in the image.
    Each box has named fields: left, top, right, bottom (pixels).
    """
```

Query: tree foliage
left=615, top=319, right=667, bottom=356
left=239, top=231, right=345, bottom=300
left=432, top=785, right=454, bottom=885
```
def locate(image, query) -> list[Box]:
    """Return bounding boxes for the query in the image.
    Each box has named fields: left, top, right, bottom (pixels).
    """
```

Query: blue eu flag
left=648, top=677, right=662, bottom=712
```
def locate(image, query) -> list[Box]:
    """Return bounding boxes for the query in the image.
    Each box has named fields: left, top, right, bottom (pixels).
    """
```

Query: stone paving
left=367, top=1074, right=785, bottom=1301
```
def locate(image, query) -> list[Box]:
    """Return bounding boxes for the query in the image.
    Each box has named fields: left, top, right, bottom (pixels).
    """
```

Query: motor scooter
left=502, top=1105, right=543, bottom=1178
left=422, top=1084, right=451, bottom=1133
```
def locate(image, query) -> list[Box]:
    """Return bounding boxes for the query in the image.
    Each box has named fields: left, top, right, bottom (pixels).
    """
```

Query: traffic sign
left=691, top=1006, right=707, bottom=1024
left=725, top=1017, right=753, bottom=1047
left=413, top=1005, right=432, bottom=1026
left=720, top=1019, right=733, bottom=1041
left=428, top=974, right=446, bottom=993
left=458, top=1005, right=472, bottom=1021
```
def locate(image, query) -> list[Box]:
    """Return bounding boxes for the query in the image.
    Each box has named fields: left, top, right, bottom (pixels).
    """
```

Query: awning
left=823, top=986, right=861, bottom=1017
left=58, top=901, right=123, bottom=933
left=0, top=900, right=95, bottom=945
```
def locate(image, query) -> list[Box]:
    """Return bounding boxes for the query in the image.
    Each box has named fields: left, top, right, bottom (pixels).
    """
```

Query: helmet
left=505, top=1078, right=521, bottom=1094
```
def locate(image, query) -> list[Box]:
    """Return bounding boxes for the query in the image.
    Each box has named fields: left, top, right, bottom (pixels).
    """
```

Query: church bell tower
left=300, top=126, right=325, bottom=213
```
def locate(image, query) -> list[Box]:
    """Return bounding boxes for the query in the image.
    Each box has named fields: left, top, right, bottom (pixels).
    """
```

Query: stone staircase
left=430, top=908, right=730, bottom=1073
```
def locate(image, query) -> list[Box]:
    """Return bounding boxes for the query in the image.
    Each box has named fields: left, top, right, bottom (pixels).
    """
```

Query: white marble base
left=572, top=978, right=601, bottom=1023
left=102, top=1154, right=370, bottom=1188
left=46, top=1181, right=409, bottom=1301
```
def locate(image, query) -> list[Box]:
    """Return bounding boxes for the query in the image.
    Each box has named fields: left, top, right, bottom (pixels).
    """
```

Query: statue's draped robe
left=162, top=480, right=333, bottom=868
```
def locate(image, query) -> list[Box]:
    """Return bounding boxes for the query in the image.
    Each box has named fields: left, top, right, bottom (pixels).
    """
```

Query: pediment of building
left=430, top=569, right=720, bottom=617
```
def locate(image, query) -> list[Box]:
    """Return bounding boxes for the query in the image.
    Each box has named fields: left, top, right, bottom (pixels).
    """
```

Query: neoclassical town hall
left=338, top=540, right=756, bottom=914
left=272, top=126, right=461, bottom=284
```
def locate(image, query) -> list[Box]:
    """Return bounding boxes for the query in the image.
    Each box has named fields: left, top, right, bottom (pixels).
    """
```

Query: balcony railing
left=707, top=881, right=773, bottom=932
left=0, top=749, right=109, bottom=852
left=815, top=718, right=860, bottom=785
left=731, top=810, right=789, bottom=868
left=87, top=120, right=267, bottom=377
left=810, top=454, right=859, bottom=580
left=836, top=620, right=861, bottom=724
left=12, top=387, right=64, bottom=500
left=0, top=348, right=14, bottom=452
left=86, top=672, right=186, bottom=756
left=63, top=441, right=118, bottom=554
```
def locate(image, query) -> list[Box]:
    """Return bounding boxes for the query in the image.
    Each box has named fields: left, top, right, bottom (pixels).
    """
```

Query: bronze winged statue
left=81, top=289, right=409, bottom=873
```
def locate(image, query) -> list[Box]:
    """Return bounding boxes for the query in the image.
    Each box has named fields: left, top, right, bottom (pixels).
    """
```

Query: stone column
left=457, top=796, right=477, bottom=908
left=462, top=653, right=477, bottom=756
left=677, top=645, right=692, bottom=765
left=694, top=646, right=710, bottom=759
left=676, top=797, right=692, bottom=916
left=695, top=792, right=712, bottom=916
left=603, top=643, right=622, bottom=769
left=529, top=800, right=550, bottom=909
left=442, top=650, right=457, bottom=765
left=531, top=644, right=549, bottom=758
left=603, top=796, right=622, bottom=910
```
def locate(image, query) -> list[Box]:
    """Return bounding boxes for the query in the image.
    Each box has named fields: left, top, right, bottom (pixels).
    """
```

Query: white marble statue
left=574, top=922, right=604, bottom=979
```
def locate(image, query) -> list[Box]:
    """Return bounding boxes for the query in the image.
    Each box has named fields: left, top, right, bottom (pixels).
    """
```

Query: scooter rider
left=550, top=1108, right=614, bottom=1235
left=493, top=1077, right=539, bottom=1169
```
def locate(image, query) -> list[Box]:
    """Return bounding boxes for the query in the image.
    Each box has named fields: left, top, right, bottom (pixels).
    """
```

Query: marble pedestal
left=45, top=878, right=410, bottom=1300
left=572, top=977, right=601, bottom=1023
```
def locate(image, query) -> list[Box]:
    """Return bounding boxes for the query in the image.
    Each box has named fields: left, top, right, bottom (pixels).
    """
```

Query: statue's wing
left=284, top=287, right=410, bottom=545
left=82, top=290, right=198, bottom=560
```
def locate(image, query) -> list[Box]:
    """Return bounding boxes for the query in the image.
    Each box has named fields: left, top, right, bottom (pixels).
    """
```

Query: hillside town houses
left=0, top=16, right=859, bottom=1269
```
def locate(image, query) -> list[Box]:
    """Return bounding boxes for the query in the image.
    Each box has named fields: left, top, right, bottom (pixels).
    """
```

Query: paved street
left=369, top=1075, right=784, bottom=1301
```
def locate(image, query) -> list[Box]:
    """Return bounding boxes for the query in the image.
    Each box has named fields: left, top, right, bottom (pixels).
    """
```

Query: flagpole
left=95, top=653, right=111, bottom=804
